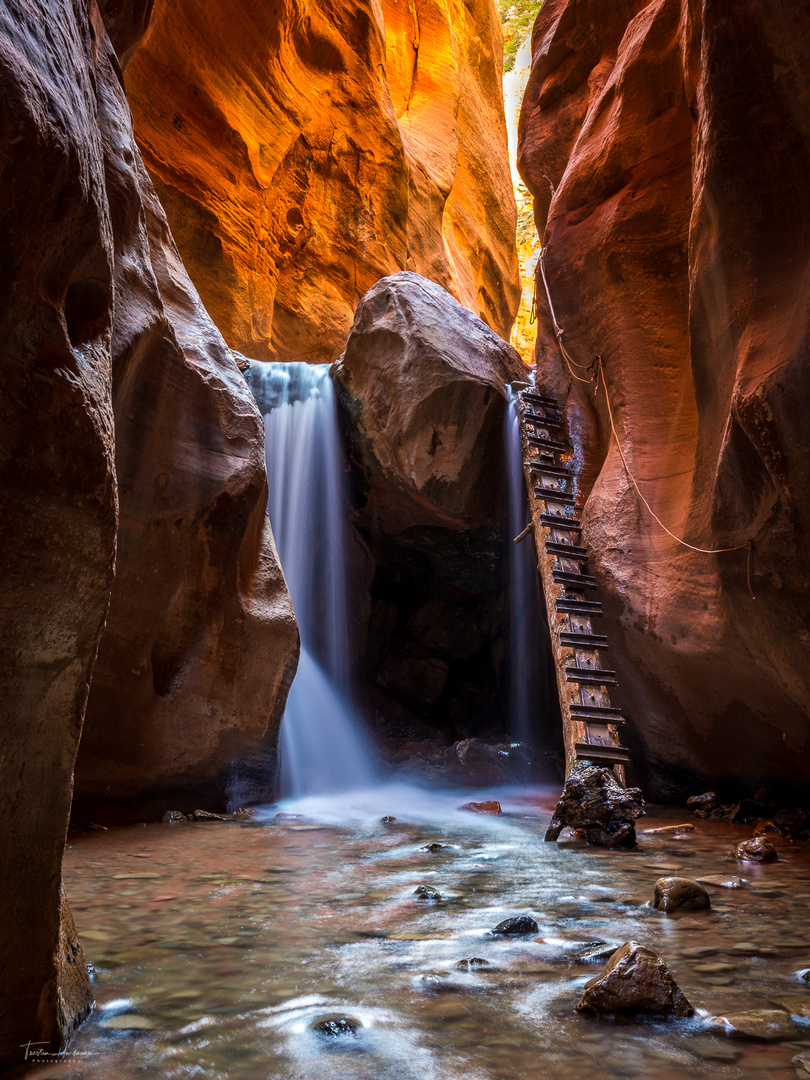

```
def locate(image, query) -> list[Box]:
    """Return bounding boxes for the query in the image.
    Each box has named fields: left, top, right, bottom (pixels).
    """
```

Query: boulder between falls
left=576, top=942, right=694, bottom=1018
left=545, top=766, right=645, bottom=848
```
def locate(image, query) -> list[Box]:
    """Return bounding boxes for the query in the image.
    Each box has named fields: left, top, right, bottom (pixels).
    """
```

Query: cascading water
left=247, top=362, right=378, bottom=797
left=504, top=387, right=544, bottom=745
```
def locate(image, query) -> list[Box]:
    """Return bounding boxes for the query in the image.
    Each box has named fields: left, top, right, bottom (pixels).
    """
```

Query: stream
left=19, top=789, right=810, bottom=1080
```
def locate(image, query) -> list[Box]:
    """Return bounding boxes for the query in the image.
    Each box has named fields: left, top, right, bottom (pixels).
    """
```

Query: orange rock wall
left=124, top=0, right=521, bottom=362
left=518, top=0, right=810, bottom=797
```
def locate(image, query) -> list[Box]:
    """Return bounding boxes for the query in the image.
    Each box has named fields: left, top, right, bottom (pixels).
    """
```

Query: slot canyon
left=0, top=0, right=808, bottom=1077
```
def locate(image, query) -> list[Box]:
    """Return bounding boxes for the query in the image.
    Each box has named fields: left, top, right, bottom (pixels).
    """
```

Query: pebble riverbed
left=14, top=786, right=810, bottom=1080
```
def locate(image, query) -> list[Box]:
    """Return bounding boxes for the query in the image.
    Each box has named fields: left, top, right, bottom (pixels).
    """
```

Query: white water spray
left=249, top=362, right=379, bottom=796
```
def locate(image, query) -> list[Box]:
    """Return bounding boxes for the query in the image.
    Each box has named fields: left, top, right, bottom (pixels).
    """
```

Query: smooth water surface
left=23, top=791, right=810, bottom=1080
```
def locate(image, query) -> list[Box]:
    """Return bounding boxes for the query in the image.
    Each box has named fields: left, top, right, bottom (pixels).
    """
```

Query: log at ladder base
left=511, top=383, right=633, bottom=812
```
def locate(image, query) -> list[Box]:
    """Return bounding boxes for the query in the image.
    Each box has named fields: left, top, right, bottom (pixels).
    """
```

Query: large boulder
left=124, top=0, right=521, bottom=362
left=576, top=942, right=694, bottom=1018
left=518, top=0, right=810, bottom=798
left=545, top=765, right=645, bottom=848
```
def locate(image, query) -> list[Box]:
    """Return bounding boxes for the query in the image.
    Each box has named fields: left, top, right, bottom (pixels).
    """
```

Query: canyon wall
left=0, top=0, right=296, bottom=1065
left=123, top=0, right=521, bottom=363
left=518, top=0, right=810, bottom=797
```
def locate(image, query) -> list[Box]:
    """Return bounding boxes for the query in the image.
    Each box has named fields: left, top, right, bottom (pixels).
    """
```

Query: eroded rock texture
left=518, top=0, right=810, bottom=797
left=124, top=0, right=521, bottom=362
left=0, top=0, right=296, bottom=1063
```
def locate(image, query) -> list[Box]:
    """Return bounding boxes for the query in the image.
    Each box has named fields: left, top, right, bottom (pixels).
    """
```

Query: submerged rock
left=652, top=877, right=711, bottom=914
left=696, top=874, right=743, bottom=889
left=728, top=838, right=779, bottom=863
left=794, top=1053, right=810, bottom=1080
left=642, top=823, right=695, bottom=835
left=706, top=1009, right=799, bottom=1041
left=312, top=1016, right=360, bottom=1037
left=161, top=811, right=188, bottom=824
left=491, top=915, right=539, bottom=935
left=545, top=766, right=645, bottom=848
left=460, top=801, right=502, bottom=815
left=380, top=816, right=396, bottom=824
left=414, top=885, right=443, bottom=901
left=190, top=810, right=229, bottom=822
left=576, top=942, right=694, bottom=1018
left=579, top=942, right=621, bottom=964
left=457, top=957, right=489, bottom=968
left=231, top=807, right=257, bottom=821
left=422, top=843, right=451, bottom=852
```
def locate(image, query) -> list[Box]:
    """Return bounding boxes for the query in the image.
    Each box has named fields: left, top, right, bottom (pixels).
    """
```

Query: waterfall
left=504, top=388, right=544, bottom=745
left=247, top=362, right=378, bottom=797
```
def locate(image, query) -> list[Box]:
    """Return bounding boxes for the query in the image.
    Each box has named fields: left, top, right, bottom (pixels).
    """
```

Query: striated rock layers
left=0, top=0, right=296, bottom=1065
left=123, top=0, right=521, bottom=363
left=518, top=0, right=810, bottom=797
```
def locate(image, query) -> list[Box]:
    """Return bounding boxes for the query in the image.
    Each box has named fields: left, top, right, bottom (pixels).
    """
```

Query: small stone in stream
left=457, top=957, right=489, bottom=968
left=422, top=842, right=450, bottom=852
left=100, top=1013, right=156, bottom=1031
left=690, top=1037, right=742, bottom=1063
left=162, top=810, right=188, bottom=823
left=575, top=941, right=694, bottom=1018
left=414, top=885, right=443, bottom=901
left=728, top=837, right=779, bottom=862
left=643, top=823, right=695, bottom=835
left=687, top=792, right=717, bottom=809
left=799, top=968, right=810, bottom=982
left=696, top=874, right=743, bottom=889
left=771, top=996, right=810, bottom=1018
left=652, top=877, right=711, bottom=914
left=753, top=819, right=784, bottom=837
left=579, top=942, right=620, bottom=963
left=681, top=946, right=719, bottom=958
left=312, top=1016, right=360, bottom=1037
left=491, top=915, right=539, bottom=935
left=706, top=1009, right=799, bottom=1041
left=380, top=816, right=396, bottom=823
left=231, top=807, right=257, bottom=820
left=190, top=809, right=229, bottom=821
left=794, top=1053, right=810, bottom=1080
left=460, top=800, right=501, bottom=814
left=544, top=765, right=645, bottom=848
left=275, top=812, right=304, bottom=820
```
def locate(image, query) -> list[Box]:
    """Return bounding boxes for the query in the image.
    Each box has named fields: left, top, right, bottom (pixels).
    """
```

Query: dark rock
left=457, top=957, right=489, bottom=968
left=545, top=766, right=645, bottom=848
left=422, top=843, right=451, bottom=852
left=380, top=816, right=396, bottom=824
left=753, top=819, right=784, bottom=838
left=579, top=942, right=621, bottom=963
left=576, top=941, right=694, bottom=1018
left=414, top=885, right=443, bottom=901
left=190, top=810, right=229, bottom=822
left=652, top=877, right=711, bottom=914
left=491, top=915, right=539, bottom=935
left=460, top=801, right=502, bottom=815
left=231, top=807, right=257, bottom=821
left=706, top=1009, right=799, bottom=1041
left=730, top=799, right=778, bottom=824
left=448, top=738, right=527, bottom=786
left=773, top=809, right=810, bottom=840
left=728, top=838, right=779, bottom=863
left=312, top=1016, right=360, bottom=1037
left=687, top=792, right=717, bottom=809
left=162, top=811, right=188, bottom=824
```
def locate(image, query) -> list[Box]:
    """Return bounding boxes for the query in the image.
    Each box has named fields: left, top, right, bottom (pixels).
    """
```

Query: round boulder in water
left=728, top=837, right=779, bottom=862
left=652, top=877, right=711, bottom=914
left=414, top=885, right=443, bottom=901
left=161, top=810, right=187, bottom=824
left=491, top=915, right=538, bottom=935
left=312, top=1016, right=360, bottom=1038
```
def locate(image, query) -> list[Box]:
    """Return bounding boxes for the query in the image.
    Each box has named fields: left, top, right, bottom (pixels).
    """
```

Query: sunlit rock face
left=123, top=0, right=521, bottom=362
left=73, top=12, right=299, bottom=824
left=518, top=0, right=810, bottom=797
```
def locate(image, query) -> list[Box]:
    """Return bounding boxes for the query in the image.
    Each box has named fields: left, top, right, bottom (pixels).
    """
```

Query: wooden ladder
left=513, top=385, right=631, bottom=782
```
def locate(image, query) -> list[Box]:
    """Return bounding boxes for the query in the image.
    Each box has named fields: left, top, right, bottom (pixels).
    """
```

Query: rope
left=534, top=246, right=777, bottom=568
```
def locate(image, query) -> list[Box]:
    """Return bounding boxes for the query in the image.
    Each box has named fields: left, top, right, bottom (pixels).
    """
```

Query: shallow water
left=19, top=788, right=810, bottom=1079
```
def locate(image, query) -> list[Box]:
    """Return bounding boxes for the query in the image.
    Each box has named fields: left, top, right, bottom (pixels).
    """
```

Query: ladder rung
left=556, top=600, right=603, bottom=615
left=527, top=436, right=568, bottom=452
left=566, top=667, right=618, bottom=685
left=539, top=514, right=582, bottom=531
left=559, top=632, right=609, bottom=649
left=545, top=541, right=588, bottom=558
left=574, top=743, right=632, bottom=765
left=526, top=462, right=570, bottom=478
left=570, top=703, right=624, bottom=718
left=552, top=570, right=597, bottom=588
left=523, top=413, right=563, bottom=430
left=521, top=391, right=560, bottom=408
left=535, top=489, right=575, bottom=505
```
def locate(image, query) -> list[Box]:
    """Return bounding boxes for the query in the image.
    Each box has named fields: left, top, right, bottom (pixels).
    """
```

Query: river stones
left=794, top=1053, right=810, bottom=1079
left=696, top=874, right=743, bottom=889
left=579, top=942, right=620, bottom=963
left=457, top=957, right=489, bottom=968
left=687, top=792, right=717, bottom=810
left=771, top=996, right=810, bottom=1018
left=231, top=807, right=257, bottom=820
left=652, top=877, right=711, bottom=914
left=728, top=837, right=779, bottom=862
left=161, top=811, right=188, bottom=823
left=643, top=823, right=695, bottom=835
left=190, top=809, right=229, bottom=822
left=380, top=816, right=396, bottom=823
left=460, top=801, right=501, bottom=815
left=491, top=915, right=539, bottom=935
left=312, top=1016, right=359, bottom=1037
left=422, top=843, right=451, bottom=852
left=414, top=885, right=443, bottom=901
left=706, top=1009, right=799, bottom=1040
left=576, top=942, right=694, bottom=1018
left=544, top=766, right=645, bottom=848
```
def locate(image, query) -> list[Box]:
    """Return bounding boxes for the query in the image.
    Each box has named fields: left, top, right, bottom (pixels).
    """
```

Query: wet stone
left=422, top=843, right=450, bottom=852
left=231, top=807, right=257, bottom=820
left=312, top=1016, right=360, bottom=1037
left=643, top=823, right=695, bottom=835
left=380, top=816, right=396, bottom=823
left=414, top=885, right=443, bottom=901
left=101, top=1013, right=156, bottom=1032
left=576, top=941, right=694, bottom=1018
left=687, top=792, right=717, bottom=809
left=728, top=837, right=779, bottom=862
left=689, top=1037, right=743, bottom=1063
left=457, top=957, right=489, bottom=968
left=579, top=942, right=620, bottom=963
left=771, top=995, right=810, bottom=1018
left=794, top=1053, right=810, bottom=1079
left=491, top=915, right=539, bottom=935
left=652, top=877, right=711, bottom=914
left=161, top=811, right=188, bottom=824
left=696, top=874, right=743, bottom=889
left=460, top=801, right=501, bottom=815
left=190, top=810, right=229, bottom=822
left=706, top=1009, right=799, bottom=1041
